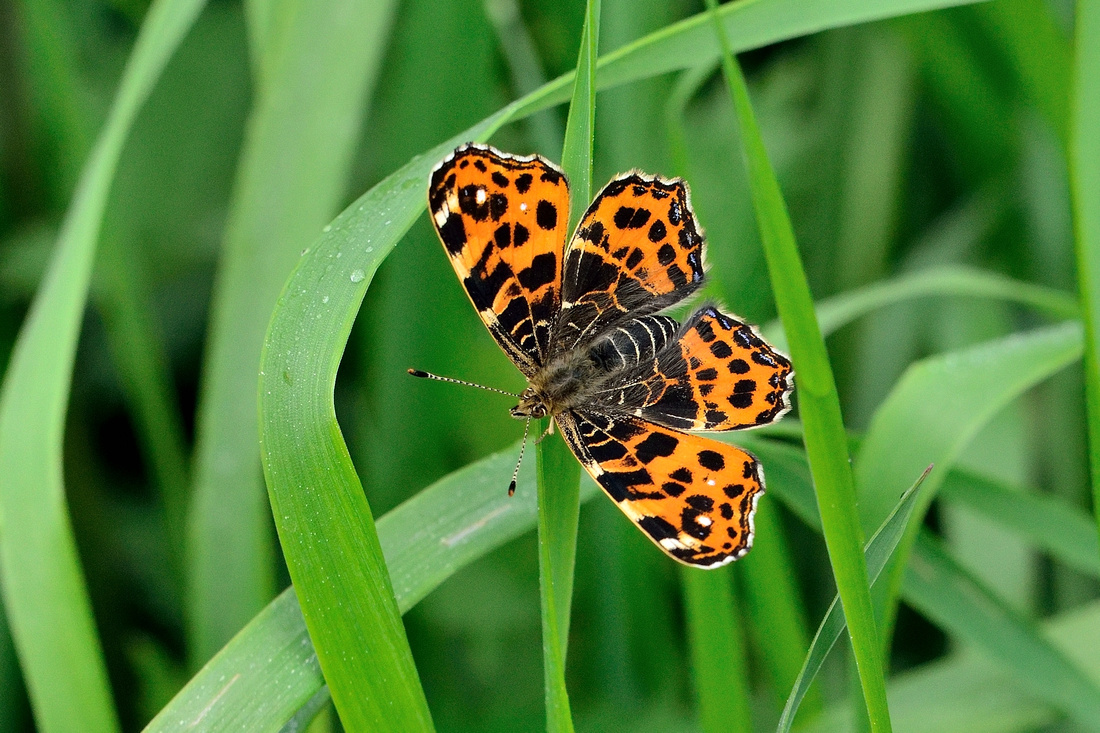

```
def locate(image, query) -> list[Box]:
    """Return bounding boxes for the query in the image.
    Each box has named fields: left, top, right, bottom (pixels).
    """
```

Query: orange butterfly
left=419, top=144, right=792, bottom=567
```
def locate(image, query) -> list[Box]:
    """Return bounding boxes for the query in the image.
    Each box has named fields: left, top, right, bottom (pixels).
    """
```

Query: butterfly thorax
left=510, top=347, right=610, bottom=420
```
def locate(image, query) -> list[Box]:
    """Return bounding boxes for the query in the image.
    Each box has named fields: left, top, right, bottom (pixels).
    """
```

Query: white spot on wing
left=475, top=188, right=487, bottom=204
left=433, top=205, right=449, bottom=227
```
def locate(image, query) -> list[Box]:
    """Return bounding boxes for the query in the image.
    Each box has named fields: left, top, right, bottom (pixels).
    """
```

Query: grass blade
left=536, top=3, right=599, bottom=730
left=764, top=264, right=1079, bottom=350
left=1071, top=0, right=1100, bottom=556
left=777, top=468, right=931, bottom=733
left=940, top=468, right=1100, bottom=579
left=703, top=2, right=891, bottom=728
left=187, top=0, right=399, bottom=665
left=151, top=440, right=601, bottom=731
left=904, top=531, right=1100, bottom=729
left=665, top=64, right=810, bottom=720
left=681, top=567, right=751, bottom=733
left=854, top=322, right=1083, bottom=638
left=0, top=0, right=207, bottom=728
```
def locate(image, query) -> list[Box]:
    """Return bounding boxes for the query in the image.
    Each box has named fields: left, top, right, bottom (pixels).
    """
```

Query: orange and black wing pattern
left=553, top=173, right=705, bottom=353
left=558, top=410, right=764, bottom=567
left=592, top=306, right=793, bottom=432
left=428, top=144, right=570, bottom=375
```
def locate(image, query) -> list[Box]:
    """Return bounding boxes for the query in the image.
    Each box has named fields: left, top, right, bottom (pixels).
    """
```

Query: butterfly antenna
left=407, top=369, right=520, bottom=398
left=508, top=417, right=532, bottom=496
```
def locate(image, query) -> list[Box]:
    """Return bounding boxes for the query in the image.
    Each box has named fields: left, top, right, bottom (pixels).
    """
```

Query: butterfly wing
left=557, top=410, right=764, bottom=567
left=591, top=306, right=793, bottom=431
left=553, top=174, right=705, bottom=354
left=429, top=144, right=570, bottom=375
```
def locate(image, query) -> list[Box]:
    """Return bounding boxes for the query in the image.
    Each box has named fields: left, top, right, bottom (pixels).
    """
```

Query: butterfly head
left=509, top=387, right=548, bottom=420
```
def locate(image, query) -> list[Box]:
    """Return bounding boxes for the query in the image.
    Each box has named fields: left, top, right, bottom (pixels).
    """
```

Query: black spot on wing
left=517, top=252, right=557, bottom=290
left=648, top=220, right=667, bottom=242
left=438, top=215, right=467, bottom=255
left=634, top=432, right=678, bottom=464
left=515, top=173, right=533, bottom=193
left=493, top=223, right=511, bottom=249
left=698, top=450, right=725, bottom=471
left=536, top=200, right=558, bottom=230
left=614, top=206, right=651, bottom=229
left=513, top=223, right=530, bottom=248
left=670, top=467, right=692, bottom=483
left=710, top=341, right=733, bottom=359
left=489, top=193, right=508, bottom=221
left=492, top=171, right=509, bottom=187
left=638, top=515, right=678, bottom=541
left=657, top=244, right=676, bottom=265
left=728, top=359, right=750, bottom=374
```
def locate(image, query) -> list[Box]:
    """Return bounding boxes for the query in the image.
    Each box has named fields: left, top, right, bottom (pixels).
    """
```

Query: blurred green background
left=1, top=0, right=1096, bottom=730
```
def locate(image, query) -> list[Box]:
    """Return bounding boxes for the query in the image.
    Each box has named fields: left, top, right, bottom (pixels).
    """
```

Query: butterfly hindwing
left=429, top=144, right=570, bottom=375
left=591, top=306, right=793, bottom=431
left=552, top=174, right=705, bottom=354
left=558, top=410, right=764, bottom=567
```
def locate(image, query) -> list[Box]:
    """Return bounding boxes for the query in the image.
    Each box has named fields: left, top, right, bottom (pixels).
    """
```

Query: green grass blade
left=187, top=0, right=399, bottom=665
left=904, top=532, right=1100, bottom=728
left=1072, top=0, right=1100, bottom=558
left=800, top=600, right=1100, bottom=733
left=765, top=265, right=1079, bottom=350
left=536, top=3, right=599, bottom=730
left=152, top=439, right=601, bottom=731
left=854, top=322, right=1083, bottom=638
left=665, top=63, right=812, bottom=719
left=777, top=468, right=931, bottom=733
left=681, top=567, right=751, bottom=733
left=0, top=0, right=208, bottom=728
left=940, top=468, right=1100, bottom=579
left=703, top=2, right=890, bottom=728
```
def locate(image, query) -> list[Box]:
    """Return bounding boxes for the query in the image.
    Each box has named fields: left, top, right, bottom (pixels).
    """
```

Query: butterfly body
left=427, top=143, right=793, bottom=568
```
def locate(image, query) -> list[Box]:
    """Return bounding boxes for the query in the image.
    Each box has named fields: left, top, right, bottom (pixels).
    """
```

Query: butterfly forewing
left=558, top=410, right=764, bottom=567
left=428, top=144, right=570, bottom=374
left=552, top=174, right=705, bottom=355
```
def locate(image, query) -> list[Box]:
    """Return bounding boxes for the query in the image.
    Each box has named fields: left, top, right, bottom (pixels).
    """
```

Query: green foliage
left=1, top=0, right=1097, bottom=731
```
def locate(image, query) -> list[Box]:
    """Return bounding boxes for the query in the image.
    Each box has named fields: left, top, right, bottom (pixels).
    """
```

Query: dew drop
left=350, top=269, right=365, bottom=283
left=322, top=295, right=329, bottom=304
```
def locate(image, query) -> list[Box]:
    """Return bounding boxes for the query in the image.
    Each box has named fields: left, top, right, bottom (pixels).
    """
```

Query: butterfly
left=420, top=143, right=793, bottom=567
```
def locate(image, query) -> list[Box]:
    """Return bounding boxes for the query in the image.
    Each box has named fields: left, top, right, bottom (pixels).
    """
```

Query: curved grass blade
left=905, top=531, right=1100, bottom=729
left=536, top=3, right=599, bottom=730
left=148, top=442, right=600, bottom=731
left=764, top=265, right=1079, bottom=350
left=777, top=467, right=932, bottom=733
left=187, top=0, right=399, bottom=666
left=940, top=468, right=1100, bottom=580
left=1071, top=0, right=1100, bottom=556
left=0, top=0, right=208, bottom=728
left=854, top=321, right=1084, bottom=639
left=703, top=2, right=891, bottom=728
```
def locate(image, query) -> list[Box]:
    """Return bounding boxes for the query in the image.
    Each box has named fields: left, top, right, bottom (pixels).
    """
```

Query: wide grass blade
left=187, top=0, right=399, bottom=665
left=149, top=441, right=600, bottom=731
left=0, top=0, right=208, bottom=728
left=940, top=468, right=1100, bottom=579
left=1071, top=0, right=1100, bottom=552
left=703, top=1, right=891, bottom=728
left=904, top=531, right=1100, bottom=729
left=854, top=321, right=1083, bottom=638
left=536, top=3, right=599, bottom=730
left=681, top=566, right=751, bottom=733
left=777, top=468, right=931, bottom=733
